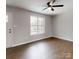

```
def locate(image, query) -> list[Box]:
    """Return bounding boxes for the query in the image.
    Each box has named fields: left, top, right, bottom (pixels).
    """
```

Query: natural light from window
left=30, top=16, right=45, bottom=35
left=6, top=15, right=8, bottom=23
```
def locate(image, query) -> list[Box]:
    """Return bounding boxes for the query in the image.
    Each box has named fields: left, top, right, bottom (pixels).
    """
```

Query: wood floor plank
left=6, top=37, right=73, bottom=59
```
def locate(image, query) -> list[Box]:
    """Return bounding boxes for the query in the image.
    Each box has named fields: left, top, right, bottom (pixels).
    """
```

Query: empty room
left=6, top=0, right=73, bottom=59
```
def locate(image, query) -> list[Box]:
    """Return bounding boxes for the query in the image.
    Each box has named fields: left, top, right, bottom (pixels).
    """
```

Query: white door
left=6, top=12, right=13, bottom=48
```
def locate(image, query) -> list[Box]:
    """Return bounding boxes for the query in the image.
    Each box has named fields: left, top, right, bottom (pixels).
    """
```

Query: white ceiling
left=6, top=0, right=73, bottom=15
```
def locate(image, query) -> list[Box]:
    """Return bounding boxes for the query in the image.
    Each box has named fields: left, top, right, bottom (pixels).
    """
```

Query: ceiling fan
left=43, top=0, right=64, bottom=11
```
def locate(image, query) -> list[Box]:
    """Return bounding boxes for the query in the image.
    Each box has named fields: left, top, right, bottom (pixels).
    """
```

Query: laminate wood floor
left=6, top=37, right=73, bottom=59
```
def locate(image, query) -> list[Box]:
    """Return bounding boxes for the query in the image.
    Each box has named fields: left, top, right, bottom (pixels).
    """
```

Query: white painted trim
left=6, top=36, right=52, bottom=48
left=52, top=36, right=73, bottom=42
left=6, top=35, right=73, bottom=48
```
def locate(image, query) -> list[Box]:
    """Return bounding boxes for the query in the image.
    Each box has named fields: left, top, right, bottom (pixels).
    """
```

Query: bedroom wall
left=6, top=6, right=53, bottom=48
left=6, top=5, right=73, bottom=48
left=51, top=9, right=73, bottom=41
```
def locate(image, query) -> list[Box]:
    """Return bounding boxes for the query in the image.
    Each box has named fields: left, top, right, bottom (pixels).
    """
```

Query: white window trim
left=30, top=16, right=45, bottom=35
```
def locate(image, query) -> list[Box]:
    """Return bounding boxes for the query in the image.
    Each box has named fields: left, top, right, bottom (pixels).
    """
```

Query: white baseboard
left=6, top=36, right=73, bottom=48
left=52, top=36, right=73, bottom=42
left=6, top=36, right=52, bottom=48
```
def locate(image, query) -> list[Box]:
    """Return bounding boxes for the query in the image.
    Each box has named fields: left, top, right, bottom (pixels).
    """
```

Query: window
left=30, top=16, right=45, bottom=35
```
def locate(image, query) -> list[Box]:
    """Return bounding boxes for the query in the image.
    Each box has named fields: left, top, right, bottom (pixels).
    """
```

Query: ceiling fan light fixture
left=50, top=1, right=53, bottom=5
left=43, top=0, right=64, bottom=11
left=48, top=7, right=51, bottom=10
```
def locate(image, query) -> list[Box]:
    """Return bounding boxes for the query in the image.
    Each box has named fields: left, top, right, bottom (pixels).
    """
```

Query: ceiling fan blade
left=53, top=0, right=56, bottom=3
left=47, top=0, right=56, bottom=6
left=51, top=7, right=54, bottom=11
left=43, top=7, right=48, bottom=10
left=47, top=2, right=50, bottom=6
left=52, top=5, right=64, bottom=7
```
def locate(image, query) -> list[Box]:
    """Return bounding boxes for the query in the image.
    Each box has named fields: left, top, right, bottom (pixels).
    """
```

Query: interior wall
left=6, top=6, right=53, bottom=48
left=6, top=12, right=14, bottom=47
left=6, top=5, right=73, bottom=48
left=51, top=9, right=73, bottom=41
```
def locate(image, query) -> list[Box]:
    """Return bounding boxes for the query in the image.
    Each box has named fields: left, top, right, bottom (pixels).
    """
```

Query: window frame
left=30, top=16, right=45, bottom=35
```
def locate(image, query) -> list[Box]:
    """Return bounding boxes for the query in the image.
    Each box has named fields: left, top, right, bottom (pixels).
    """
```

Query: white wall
left=6, top=6, right=73, bottom=48
left=6, top=12, right=14, bottom=47
left=6, top=6, right=53, bottom=48
left=51, top=9, right=73, bottom=41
